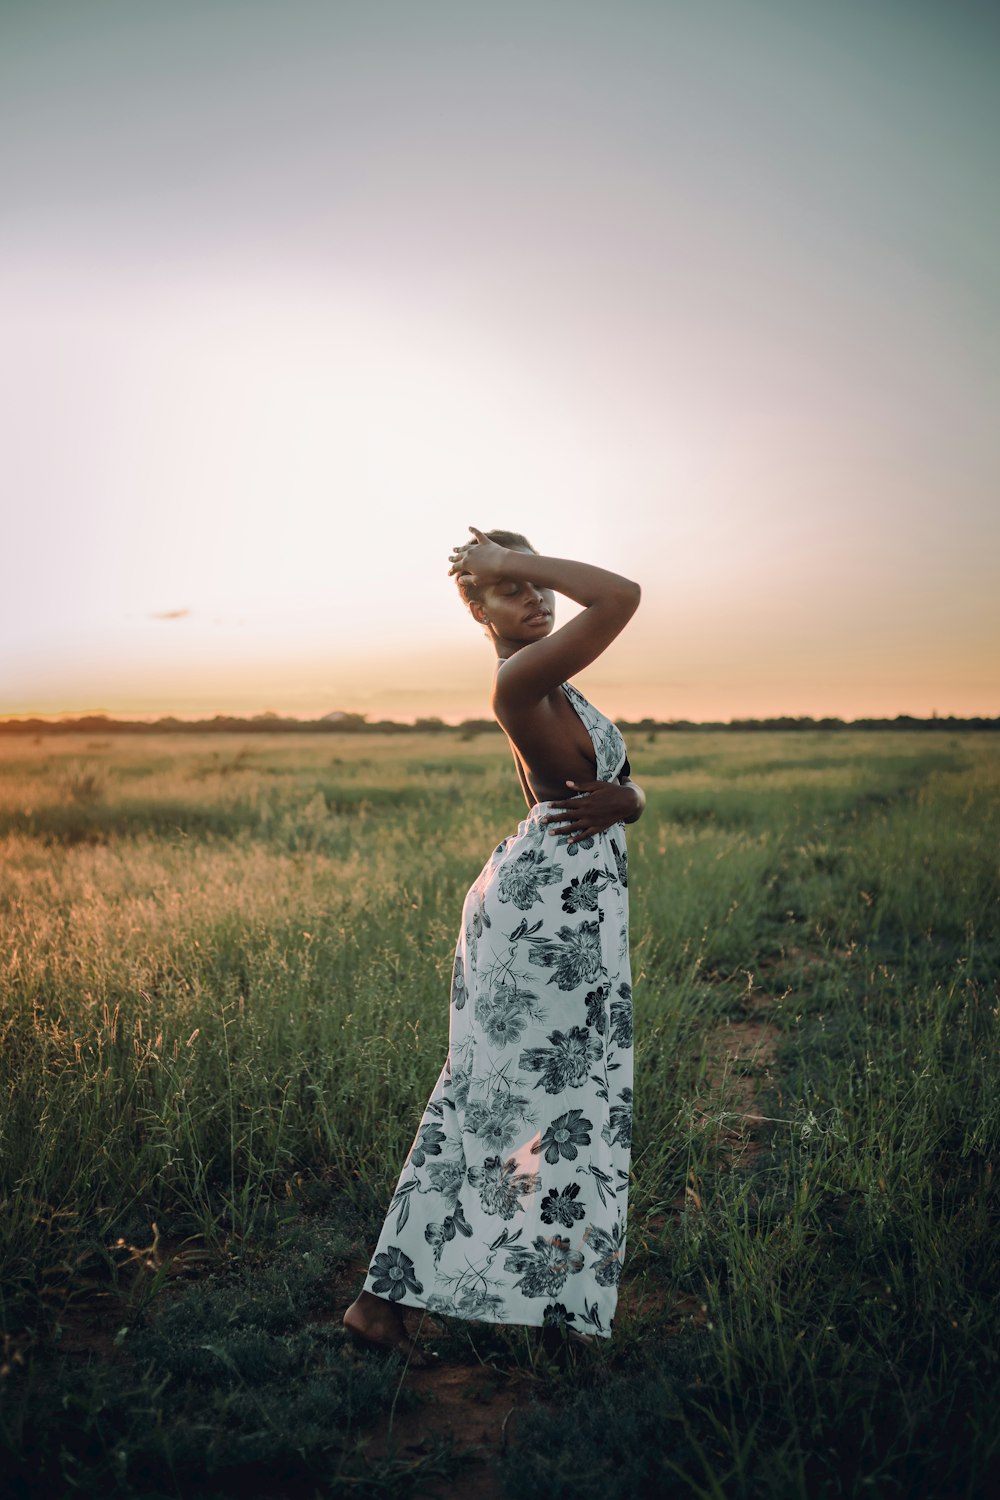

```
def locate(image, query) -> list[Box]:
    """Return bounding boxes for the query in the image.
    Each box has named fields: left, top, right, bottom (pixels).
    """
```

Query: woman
left=344, top=528, right=644, bottom=1358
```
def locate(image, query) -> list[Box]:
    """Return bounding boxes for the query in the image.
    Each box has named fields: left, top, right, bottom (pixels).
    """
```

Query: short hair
left=456, top=530, right=536, bottom=608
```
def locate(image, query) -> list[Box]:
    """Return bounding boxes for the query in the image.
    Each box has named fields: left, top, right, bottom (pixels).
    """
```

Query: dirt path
left=357, top=1351, right=526, bottom=1500
left=693, top=1002, right=781, bottom=1170
left=317, top=1256, right=539, bottom=1499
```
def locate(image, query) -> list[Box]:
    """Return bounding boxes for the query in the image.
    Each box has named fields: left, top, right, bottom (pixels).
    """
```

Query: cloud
left=149, top=609, right=191, bottom=620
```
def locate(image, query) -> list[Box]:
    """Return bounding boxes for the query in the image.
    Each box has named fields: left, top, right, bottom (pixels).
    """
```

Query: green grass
left=1, top=730, right=998, bottom=1498
left=1, top=1218, right=443, bottom=1499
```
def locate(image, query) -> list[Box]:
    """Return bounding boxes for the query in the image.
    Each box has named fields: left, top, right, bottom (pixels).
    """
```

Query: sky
left=2, top=0, right=998, bottom=723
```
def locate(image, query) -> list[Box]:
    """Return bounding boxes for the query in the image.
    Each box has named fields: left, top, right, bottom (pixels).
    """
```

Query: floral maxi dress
left=363, top=682, right=633, bottom=1337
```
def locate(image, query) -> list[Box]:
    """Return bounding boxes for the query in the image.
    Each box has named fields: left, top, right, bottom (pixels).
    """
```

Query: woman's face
left=474, top=550, right=554, bottom=644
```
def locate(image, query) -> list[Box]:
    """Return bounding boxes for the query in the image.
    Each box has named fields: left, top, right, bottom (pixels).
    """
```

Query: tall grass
left=1, top=730, right=998, bottom=1497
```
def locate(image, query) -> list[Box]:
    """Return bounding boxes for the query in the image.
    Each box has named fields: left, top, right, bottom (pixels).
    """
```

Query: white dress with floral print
left=364, top=682, right=633, bottom=1337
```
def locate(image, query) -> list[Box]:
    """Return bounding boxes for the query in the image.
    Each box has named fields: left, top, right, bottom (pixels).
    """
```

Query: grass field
left=1, top=729, right=998, bottom=1499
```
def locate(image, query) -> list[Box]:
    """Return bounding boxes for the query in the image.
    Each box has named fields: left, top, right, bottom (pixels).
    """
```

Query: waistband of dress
left=522, top=797, right=568, bottom=821
left=517, top=799, right=621, bottom=836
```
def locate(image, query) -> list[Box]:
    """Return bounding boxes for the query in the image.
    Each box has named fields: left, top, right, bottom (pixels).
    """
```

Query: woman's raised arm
left=448, top=528, right=640, bottom=706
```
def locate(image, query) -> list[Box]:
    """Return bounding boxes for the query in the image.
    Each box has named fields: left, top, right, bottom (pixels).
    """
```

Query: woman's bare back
left=496, top=675, right=598, bottom=807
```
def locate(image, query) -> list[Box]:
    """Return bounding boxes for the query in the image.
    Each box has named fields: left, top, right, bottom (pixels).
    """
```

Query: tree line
left=0, top=711, right=996, bottom=736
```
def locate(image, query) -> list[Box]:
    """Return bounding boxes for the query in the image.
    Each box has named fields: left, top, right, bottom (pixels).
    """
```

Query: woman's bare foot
left=535, top=1323, right=596, bottom=1362
left=342, top=1290, right=438, bottom=1366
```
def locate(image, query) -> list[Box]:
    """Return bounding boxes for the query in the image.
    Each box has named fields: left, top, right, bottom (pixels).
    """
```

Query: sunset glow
left=2, top=0, right=997, bottom=723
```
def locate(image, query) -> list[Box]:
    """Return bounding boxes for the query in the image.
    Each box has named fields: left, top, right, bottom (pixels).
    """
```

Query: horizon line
left=1, top=708, right=997, bottom=730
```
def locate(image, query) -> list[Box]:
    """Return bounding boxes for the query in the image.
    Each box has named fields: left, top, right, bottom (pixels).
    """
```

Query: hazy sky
left=2, top=0, right=998, bottom=722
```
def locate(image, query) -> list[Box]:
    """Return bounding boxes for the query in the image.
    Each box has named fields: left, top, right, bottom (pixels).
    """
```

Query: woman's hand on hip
left=542, top=779, right=640, bottom=844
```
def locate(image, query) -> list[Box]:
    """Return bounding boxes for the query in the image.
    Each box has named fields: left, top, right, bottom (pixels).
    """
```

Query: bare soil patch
left=692, top=1005, right=780, bottom=1170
